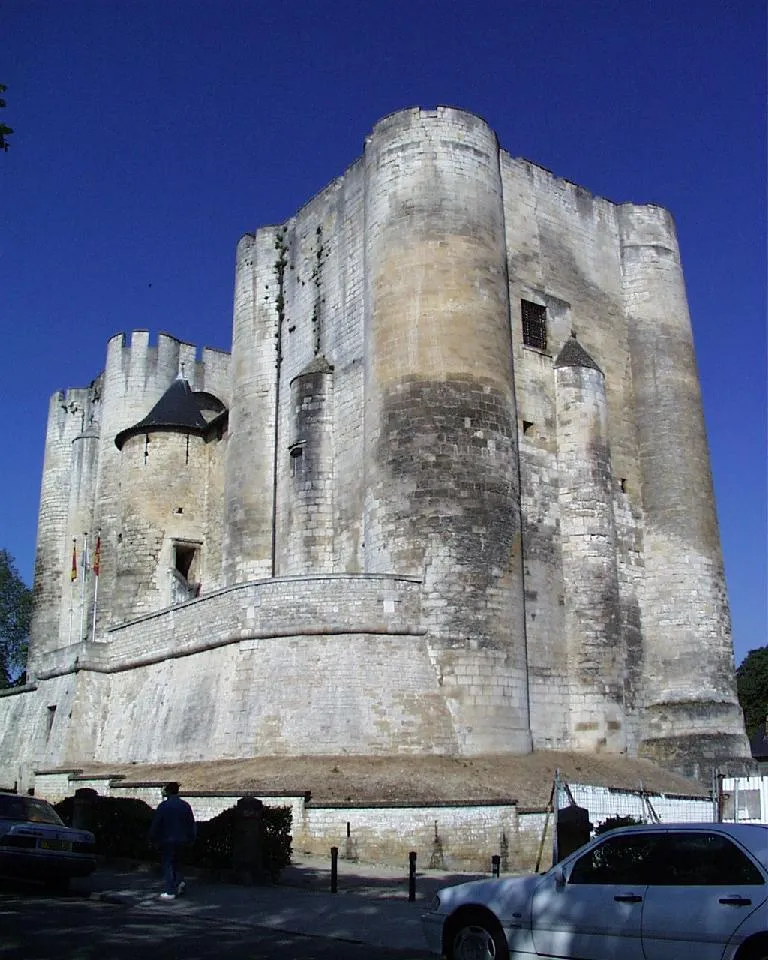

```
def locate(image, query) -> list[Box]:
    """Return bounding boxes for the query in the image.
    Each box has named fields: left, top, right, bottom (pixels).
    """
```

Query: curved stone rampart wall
left=7, top=575, right=468, bottom=767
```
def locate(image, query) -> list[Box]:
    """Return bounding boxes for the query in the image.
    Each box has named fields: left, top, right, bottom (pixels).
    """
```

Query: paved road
left=0, top=890, right=433, bottom=960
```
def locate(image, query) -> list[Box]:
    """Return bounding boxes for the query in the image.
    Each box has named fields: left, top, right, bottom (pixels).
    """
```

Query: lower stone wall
left=32, top=769, right=530, bottom=872
left=28, top=771, right=714, bottom=874
left=294, top=802, right=522, bottom=873
left=0, top=677, right=78, bottom=792
left=1, top=574, right=469, bottom=778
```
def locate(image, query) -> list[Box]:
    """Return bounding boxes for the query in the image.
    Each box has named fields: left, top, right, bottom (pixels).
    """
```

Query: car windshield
left=0, top=795, right=63, bottom=825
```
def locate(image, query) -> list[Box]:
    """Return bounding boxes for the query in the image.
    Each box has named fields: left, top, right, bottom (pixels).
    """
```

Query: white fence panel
left=562, top=783, right=715, bottom=828
left=721, top=776, right=768, bottom=823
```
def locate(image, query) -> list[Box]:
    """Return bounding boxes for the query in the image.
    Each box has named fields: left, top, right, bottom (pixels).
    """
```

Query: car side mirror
left=554, top=867, right=566, bottom=889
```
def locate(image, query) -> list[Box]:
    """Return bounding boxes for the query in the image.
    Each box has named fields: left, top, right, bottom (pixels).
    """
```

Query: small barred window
left=521, top=300, right=547, bottom=351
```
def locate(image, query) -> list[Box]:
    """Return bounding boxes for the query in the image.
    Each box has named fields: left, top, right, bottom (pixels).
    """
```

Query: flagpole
left=79, top=532, right=88, bottom=642
left=91, top=532, right=100, bottom=641
left=91, top=575, right=99, bottom=640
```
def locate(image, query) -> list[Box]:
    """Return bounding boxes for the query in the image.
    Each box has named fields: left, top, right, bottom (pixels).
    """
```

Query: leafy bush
left=192, top=802, right=292, bottom=878
left=55, top=794, right=154, bottom=860
left=594, top=814, right=645, bottom=835
left=55, top=792, right=292, bottom=879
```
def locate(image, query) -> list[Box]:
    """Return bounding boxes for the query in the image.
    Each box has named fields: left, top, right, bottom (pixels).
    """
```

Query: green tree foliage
left=736, top=646, right=768, bottom=741
left=0, top=550, right=31, bottom=687
left=0, top=84, right=13, bottom=152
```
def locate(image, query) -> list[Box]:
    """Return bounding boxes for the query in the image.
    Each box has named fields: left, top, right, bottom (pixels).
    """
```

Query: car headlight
left=427, top=894, right=441, bottom=912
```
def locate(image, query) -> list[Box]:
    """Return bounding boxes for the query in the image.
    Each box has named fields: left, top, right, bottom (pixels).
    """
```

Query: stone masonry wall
left=501, top=155, right=641, bottom=751
left=15, top=107, right=749, bottom=784
left=29, top=387, right=96, bottom=669
left=19, top=575, right=466, bottom=765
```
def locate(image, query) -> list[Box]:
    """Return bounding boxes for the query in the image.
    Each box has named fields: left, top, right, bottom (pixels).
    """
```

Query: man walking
left=149, top=781, right=196, bottom=900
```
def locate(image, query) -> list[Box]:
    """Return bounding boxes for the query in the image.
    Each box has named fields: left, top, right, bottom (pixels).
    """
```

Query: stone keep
left=1, top=107, right=749, bottom=786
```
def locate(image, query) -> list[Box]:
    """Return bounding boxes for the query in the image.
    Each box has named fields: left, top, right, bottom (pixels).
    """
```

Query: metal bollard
left=408, top=850, right=417, bottom=902
left=331, top=846, right=338, bottom=893
left=491, top=854, right=501, bottom=878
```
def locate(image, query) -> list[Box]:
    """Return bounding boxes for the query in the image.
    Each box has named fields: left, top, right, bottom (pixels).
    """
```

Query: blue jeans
left=160, top=842, right=185, bottom=895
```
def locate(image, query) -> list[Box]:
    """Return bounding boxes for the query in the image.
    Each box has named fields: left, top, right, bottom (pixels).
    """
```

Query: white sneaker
left=176, top=881, right=186, bottom=896
left=159, top=892, right=176, bottom=900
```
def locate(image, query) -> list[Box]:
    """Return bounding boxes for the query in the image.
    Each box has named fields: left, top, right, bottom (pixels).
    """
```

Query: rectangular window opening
left=290, top=444, right=304, bottom=477
left=521, top=300, right=548, bottom=351
left=174, top=543, right=197, bottom=581
left=171, top=541, right=201, bottom=603
left=46, top=705, right=56, bottom=740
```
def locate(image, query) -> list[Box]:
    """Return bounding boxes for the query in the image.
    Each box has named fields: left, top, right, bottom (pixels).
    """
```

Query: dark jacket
left=149, top=794, right=196, bottom=847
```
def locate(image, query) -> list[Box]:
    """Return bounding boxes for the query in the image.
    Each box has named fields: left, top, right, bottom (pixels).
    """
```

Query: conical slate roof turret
left=290, top=355, right=334, bottom=384
left=554, top=333, right=603, bottom=374
left=115, top=377, right=226, bottom=449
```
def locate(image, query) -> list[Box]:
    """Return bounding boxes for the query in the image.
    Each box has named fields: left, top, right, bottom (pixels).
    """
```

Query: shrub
left=594, top=814, right=645, bottom=836
left=55, top=793, right=292, bottom=879
left=192, top=803, right=292, bottom=878
left=55, top=794, right=155, bottom=860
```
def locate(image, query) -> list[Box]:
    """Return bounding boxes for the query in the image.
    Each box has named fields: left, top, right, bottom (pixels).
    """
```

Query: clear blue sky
left=3, top=0, right=765, bottom=664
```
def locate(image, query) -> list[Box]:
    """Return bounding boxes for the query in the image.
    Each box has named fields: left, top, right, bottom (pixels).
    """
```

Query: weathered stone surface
left=2, top=107, right=748, bottom=793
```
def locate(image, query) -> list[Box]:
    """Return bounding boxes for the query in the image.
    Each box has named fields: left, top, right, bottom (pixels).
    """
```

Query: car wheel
left=738, top=938, right=768, bottom=960
left=447, top=911, right=509, bottom=960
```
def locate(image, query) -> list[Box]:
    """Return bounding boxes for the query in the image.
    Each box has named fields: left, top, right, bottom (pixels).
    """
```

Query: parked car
left=422, top=822, right=768, bottom=960
left=0, top=791, right=96, bottom=889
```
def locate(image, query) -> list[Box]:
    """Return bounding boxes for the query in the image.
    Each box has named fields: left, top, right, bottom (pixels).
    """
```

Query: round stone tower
left=619, top=203, right=749, bottom=775
left=280, top=356, right=335, bottom=575
left=363, top=107, right=530, bottom=753
left=555, top=335, right=625, bottom=753
left=94, top=332, right=200, bottom=630
left=111, top=377, right=225, bottom=620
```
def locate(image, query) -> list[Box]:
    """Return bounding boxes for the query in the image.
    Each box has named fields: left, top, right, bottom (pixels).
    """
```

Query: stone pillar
left=71, top=787, right=99, bottom=832
left=362, top=107, right=530, bottom=753
left=231, top=796, right=269, bottom=884
left=555, top=335, right=625, bottom=753
left=619, top=203, right=749, bottom=776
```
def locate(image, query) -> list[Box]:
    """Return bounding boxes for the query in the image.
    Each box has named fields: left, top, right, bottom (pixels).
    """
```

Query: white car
left=422, top=822, right=768, bottom=960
